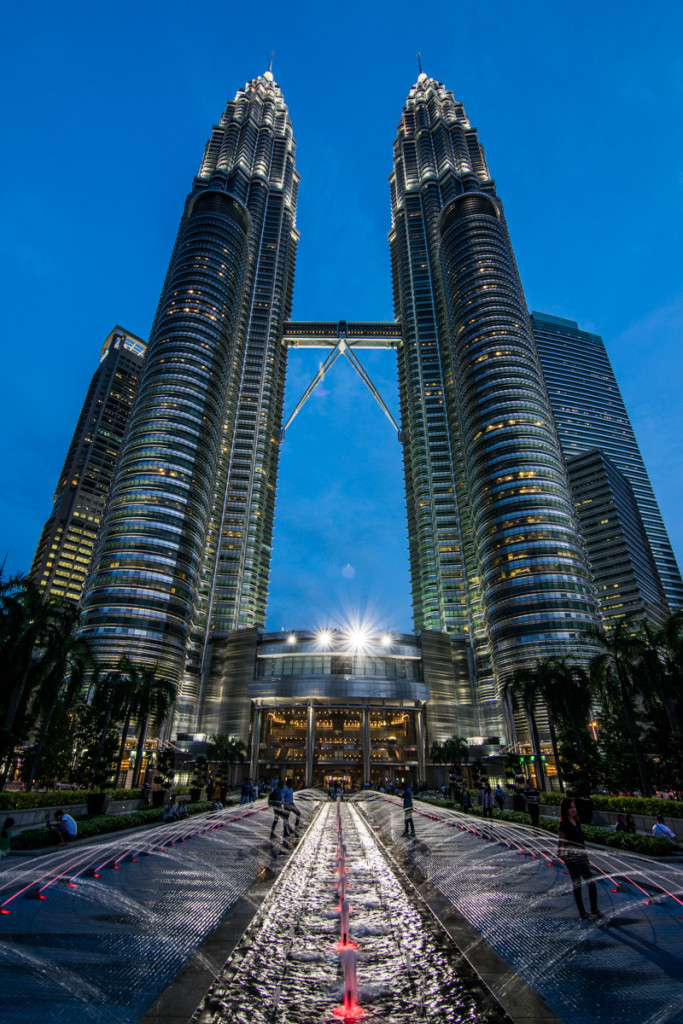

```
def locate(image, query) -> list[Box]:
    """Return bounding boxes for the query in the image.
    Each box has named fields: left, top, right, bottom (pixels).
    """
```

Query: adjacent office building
left=565, top=449, right=669, bottom=629
left=533, top=311, right=683, bottom=614
left=31, top=327, right=146, bottom=603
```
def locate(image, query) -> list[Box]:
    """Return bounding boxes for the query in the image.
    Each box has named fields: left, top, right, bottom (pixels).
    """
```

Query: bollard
left=338, top=872, right=347, bottom=901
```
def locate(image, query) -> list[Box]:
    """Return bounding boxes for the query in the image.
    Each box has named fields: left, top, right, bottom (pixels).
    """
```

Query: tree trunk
left=548, top=720, right=564, bottom=793
left=115, top=711, right=132, bottom=784
left=132, top=714, right=149, bottom=789
left=529, top=712, right=547, bottom=792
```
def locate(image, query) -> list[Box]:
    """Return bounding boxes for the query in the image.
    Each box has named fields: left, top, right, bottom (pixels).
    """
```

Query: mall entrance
left=251, top=697, right=425, bottom=788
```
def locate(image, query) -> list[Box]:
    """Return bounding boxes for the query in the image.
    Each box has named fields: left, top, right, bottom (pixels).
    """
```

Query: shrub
left=11, top=800, right=217, bottom=850
left=418, top=797, right=677, bottom=857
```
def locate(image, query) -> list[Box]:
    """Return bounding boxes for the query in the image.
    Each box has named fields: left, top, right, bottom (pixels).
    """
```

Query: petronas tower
left=80, top=71, right=298, bottom=735
left=79, top=67, right=614, bottom=766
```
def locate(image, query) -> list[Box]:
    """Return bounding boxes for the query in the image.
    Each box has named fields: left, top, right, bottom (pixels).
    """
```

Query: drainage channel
left=191, top=798, right=513, bottom=1024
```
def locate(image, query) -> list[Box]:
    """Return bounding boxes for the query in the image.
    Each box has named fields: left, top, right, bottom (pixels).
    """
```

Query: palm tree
left=640, top=612, right=683, bottom=739
left=503, top=667, right=547, bottom=792
left=209, top=734, right=247, bottom=787
left=126, top=665, right=176, bottom=789
left=590, top=622, right=651, bottom=796
left=0, top=577, right=52, bottom=764
left=87, top=657, right=132, bottom=788
left=24, top=600, right=91, bottom=791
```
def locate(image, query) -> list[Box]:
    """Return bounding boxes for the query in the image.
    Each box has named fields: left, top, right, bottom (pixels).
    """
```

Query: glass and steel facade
left=248, top=630, right=428, bottom=788
left=532, top=311, right=683, bottom=612
left=31, top=327, right=146, bottom=603
left=390, top=75, right=599, bottom=737
left=79, top=72, right=298, bottom=719
left=566, top=449, right=669, bottom=628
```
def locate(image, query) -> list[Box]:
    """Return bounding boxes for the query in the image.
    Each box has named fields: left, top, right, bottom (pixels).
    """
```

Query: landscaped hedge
left=10, top=800, right=219, bottom=851
left=419, top=798, right=677, bottom=857
left=0, top=785, right=196, bottom=812
left=526, top=792, right=683, bottom=818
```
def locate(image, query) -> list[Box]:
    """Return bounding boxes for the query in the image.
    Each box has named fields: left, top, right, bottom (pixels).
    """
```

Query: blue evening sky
left=2, top=2, right=682, bottom=635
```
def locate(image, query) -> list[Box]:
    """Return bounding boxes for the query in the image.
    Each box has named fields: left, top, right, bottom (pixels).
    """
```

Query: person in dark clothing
left=558, top=798, right=603, bottom=920
left=402, top=784, right=415, bottom=835
left=523, top=780, right=540, bottom=826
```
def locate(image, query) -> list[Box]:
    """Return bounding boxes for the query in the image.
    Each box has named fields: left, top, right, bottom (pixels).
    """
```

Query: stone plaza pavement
left=360, top=795, right=683, bottom=1024
left=0, top=793, right=680, bottom=1024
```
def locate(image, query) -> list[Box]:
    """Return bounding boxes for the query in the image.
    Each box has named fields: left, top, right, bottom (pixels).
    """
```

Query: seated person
left=48, top=809, right=77, bottom=845
left=653, top=816, right=677, bottom=844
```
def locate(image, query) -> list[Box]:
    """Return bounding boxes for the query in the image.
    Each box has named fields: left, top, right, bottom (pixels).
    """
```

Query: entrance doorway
left=313, top=767, right=363, bottom=792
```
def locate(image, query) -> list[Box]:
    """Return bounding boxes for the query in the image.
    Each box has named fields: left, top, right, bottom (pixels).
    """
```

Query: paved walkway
left=0, top=800, right=313, bottom=1024
left=360, top=795, right=683, bottom=1024
left=1, top=793, right=682, bottom=1024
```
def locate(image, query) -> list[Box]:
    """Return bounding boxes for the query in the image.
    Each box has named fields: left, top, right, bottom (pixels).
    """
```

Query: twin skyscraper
left=53, top=68, right=677, bottom=773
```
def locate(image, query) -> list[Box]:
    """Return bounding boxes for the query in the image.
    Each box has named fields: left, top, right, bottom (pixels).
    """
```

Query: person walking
left=268, top=779, right=291, bottom=841
left=482, top=782, right=495, bottom=819
left=558, top=798, right=603, bottom=920
left=402, top=783, right=415, bottom=836
left=282, top=777, right=301, bottom=831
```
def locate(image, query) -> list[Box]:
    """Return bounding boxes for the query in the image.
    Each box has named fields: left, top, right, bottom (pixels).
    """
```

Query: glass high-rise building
left=80, top=71, right=297, bottom=736
left=31, top=327, right=146, bottom=603
left=532, top=311, right=683, bottom=613
left=390, top=74, right=598, bottom=739
left=77, top=69, right=608, bottom=767
left=565, top=449, right=669, bottom=628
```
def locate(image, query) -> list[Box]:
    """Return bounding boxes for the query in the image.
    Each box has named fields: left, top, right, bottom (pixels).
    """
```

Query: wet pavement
left=0, top=793, right=681, bottom=1024
left=360, top=795, right=683, bottom=1024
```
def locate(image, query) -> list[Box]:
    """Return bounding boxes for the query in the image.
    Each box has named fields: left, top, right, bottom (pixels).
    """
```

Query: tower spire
left=417, top=51, right=423, bottom=75
left=268, top=51, right=274, bottom=72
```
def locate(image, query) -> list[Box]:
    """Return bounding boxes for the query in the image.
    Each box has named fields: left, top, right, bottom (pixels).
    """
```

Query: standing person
left=402, top=783, right=415, bottom=836
left=494, top=784, right=505, bottom=811
left=558, top=798, right=603, bottom=920
left=652, top=816, right=677, bottom=844
left=460, top=787, right=471, bottom=813
left=47, top=809, right=77, bottom=846
left=282, top=777, right=301, bottom=831
left=0, top=817, right=14, bottom=857
left=240, top=778, right=252, bottom=805
left=523, top=779, right=540, bottom=826
left=482, top=783, right=495, bottom=819
left=268, top=779, right=291, bottom=840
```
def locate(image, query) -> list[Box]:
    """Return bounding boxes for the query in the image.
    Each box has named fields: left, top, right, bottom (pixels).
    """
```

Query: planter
left=86, top=793, right=111, bottom=816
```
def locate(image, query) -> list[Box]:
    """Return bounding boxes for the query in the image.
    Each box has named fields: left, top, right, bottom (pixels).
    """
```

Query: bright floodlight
left=287, top=633, right=297, bottom=645
left=348, top=626, right=370, bottom=651
left=381, top=632, right=392, bottom=647
left=316, top=628, right=333, bottom=649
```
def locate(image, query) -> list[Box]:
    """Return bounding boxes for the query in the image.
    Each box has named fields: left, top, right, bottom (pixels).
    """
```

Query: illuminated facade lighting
left=390, top=74, right=599, bottom=739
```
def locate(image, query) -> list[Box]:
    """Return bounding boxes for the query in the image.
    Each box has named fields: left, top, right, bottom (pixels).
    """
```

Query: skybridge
left=280, top=320, right=403, bottom=439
